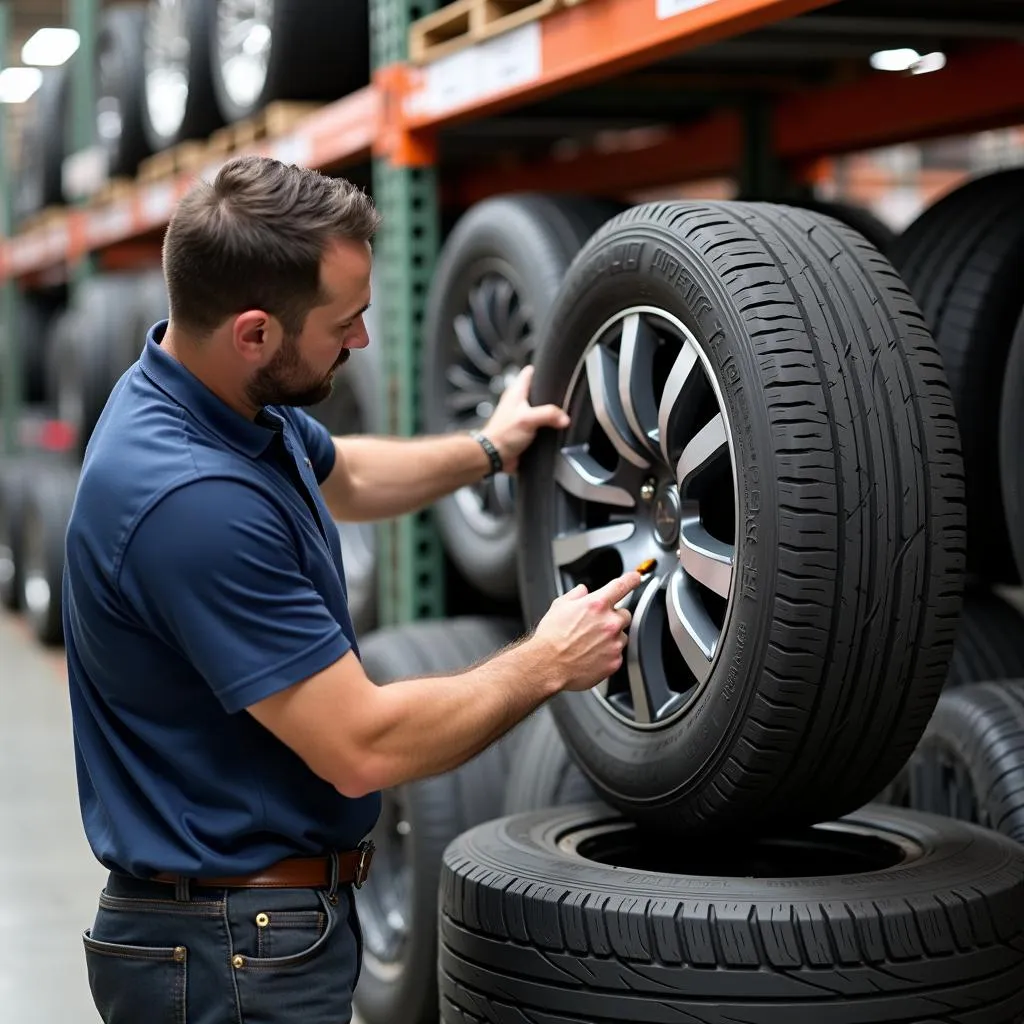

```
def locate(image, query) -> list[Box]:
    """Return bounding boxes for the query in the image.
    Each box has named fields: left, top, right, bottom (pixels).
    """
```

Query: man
left=64, top=154, right=641, bottom=1024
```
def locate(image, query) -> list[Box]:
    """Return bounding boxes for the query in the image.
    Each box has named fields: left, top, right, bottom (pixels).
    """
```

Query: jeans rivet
left=232, top=955, right=245, bottom=969
left=256, top=913, right=269, bottom=927
left=173, top=946, right=186, bottom=963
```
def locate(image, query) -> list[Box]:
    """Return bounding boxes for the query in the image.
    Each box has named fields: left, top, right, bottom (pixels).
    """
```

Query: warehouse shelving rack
left=0, top=0, right=1022, bottom=628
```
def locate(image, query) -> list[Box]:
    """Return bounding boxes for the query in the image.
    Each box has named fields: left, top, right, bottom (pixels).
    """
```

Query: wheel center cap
left=652, top=485, right=681, bottom=548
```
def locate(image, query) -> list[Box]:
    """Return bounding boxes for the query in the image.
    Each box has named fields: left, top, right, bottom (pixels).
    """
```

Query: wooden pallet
left=410, top=0, right=586, bottom=64
left=20, top=206, right=66, bottom=233
left=137, top=140, right=209, bottom=183
left=205, top=101, right=322, bottom=158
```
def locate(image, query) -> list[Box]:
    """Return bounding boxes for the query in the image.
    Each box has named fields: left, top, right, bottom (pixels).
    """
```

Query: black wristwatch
left=470, top=431, right=504, bottom=478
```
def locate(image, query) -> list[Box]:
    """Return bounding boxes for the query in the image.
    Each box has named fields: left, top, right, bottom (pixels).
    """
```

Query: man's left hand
left=482, top=365, right=570, bottom=474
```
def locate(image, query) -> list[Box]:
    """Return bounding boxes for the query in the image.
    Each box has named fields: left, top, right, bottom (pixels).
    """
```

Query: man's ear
left=233, top=310, right=280, bottom=363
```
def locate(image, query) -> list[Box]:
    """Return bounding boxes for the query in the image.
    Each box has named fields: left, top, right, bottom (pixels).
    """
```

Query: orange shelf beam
left=0, top=86, right=382, bottom=282
left=452, top=39, right=1024, bottom=203
left=401, top=0, right=837, bottom=129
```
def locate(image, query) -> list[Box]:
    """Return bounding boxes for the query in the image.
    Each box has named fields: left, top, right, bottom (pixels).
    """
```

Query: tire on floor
left=947, top=585, right=1024, bottom=687
left=883, top=680, right=1024, bottom=843
left=0, top=459, right=29, bottom=611
left=891, top=167, right=1024, bottom=584
left=439, top=804, right=1024, bottom=1024
left=517, top=200, right=966, bottom=835
left=353, top=616, right=523, bottom=1024
left=421, top=194, right=625, bottom=601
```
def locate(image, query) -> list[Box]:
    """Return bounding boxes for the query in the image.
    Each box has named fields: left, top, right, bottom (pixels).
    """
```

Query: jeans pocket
left=83, top=928, right=187, bottom=1024
left=233, top=890, right=360, bottom=1024
left=255, top=909, right=326, bottom=959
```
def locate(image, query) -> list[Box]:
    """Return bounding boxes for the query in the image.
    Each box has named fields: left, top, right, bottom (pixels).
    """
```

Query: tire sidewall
left=518, top=218, right=780, bottom=807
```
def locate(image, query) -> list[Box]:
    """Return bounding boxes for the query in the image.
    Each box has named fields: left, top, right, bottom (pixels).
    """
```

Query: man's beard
left=245, top=334, right=350, bottom=410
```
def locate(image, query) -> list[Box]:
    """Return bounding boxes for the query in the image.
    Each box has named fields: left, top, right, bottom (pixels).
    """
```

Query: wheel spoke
left=554, top=447, right=635, bottom=509
left=454, top=313, right=503, bottom=377
left=552, top=522, right=635, bottom=568
left=618, top=314, right=662, bottom=457
left=491, top=277, right=516, bottom=340
left=679, top=516, right=734, bottom=599
left=665, top=569, right=716, bottom=685
left=676, top=412, right=729, bottom=489
left=657, top=340, right=700, bottom=467
left=468, top=282, right=506, bottom=355
left=625, top=577, right=675, bottom=724
left=585, top=345, right=650, bottom=469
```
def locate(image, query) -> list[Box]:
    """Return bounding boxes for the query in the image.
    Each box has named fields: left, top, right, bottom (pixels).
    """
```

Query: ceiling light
left=22, top=27, right=80, bottom=66
left=911, top=51, right=947, bottom=75
left=870, top=48, right=921, bottom=72
left=0, top=67, right=43, bottom=103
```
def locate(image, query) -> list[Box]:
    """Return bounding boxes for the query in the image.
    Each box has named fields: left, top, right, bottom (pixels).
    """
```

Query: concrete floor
left=0, top=613, right=368, bottom=1024
left=0, top=612, right=107, bottom=1023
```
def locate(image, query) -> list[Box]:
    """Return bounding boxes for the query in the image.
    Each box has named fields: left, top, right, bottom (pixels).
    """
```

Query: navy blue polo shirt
left=63, top=321, right=380, bottom=879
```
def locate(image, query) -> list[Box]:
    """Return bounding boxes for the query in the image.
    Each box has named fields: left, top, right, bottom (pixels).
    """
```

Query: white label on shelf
left=270, top=135, right=313, bottom=168
left=655, top=0, right=719, bottom=21
left=406, top=22, right=542, bottom=118
left=142, top=183, right=176, bottom=223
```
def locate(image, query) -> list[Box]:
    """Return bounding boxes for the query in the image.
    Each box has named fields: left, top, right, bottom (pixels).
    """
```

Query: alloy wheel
left=552, top=306, right=738, bottom=729
left=217, top=0, right=274, bottom=112
left=443, top=263, right=534, bottom=534
left=144, top=0, right=191, bottom=141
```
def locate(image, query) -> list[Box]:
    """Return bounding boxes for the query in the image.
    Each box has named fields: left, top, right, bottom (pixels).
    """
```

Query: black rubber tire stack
left=0, top=459, right=29, bottom=612
left=890, top=168, right=1024, bottom=586
left=421, top=194, right=625, bottom=602
left=439, top=804, right=1024, bottom=1023
left=352, top=617, right=525, bottom=1024
left=13, top=65, right=72, bottom=227
left=999, top=309, right=1024, bottom=582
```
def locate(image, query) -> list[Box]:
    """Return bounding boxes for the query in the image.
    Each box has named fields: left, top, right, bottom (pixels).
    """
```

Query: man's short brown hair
left=162, top=155, right=381, bottom=337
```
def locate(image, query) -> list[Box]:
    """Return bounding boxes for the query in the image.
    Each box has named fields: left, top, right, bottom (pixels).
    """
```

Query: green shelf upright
left=370, top=0, right=446, bottom=626
left=0, top=2, right=16, bottom=457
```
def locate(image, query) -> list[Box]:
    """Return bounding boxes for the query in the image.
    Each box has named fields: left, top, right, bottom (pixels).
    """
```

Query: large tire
left=307, top=285, right=383, bottom=635
left=13, top=65, right=71, bottom=223
left=96, top=4, right=152, bottom=178
left=0, top=460, right=29, bottom=611
left=439, top=804, right=1024, bottom=1024
left=210, top=0, right=369, bottom=124
left=141, top=0, right=223, bottom=150
left=518, top=200, right=966, bottom=835
left=20, top=462, right=80, bottom=646
left=52, top=275, right=143, bottom=459
left=502, top=706, right=598, bottom=815
left=947, top=586, right=1024, bottom=687
left=353, top=617, right=524, bottom=1024
left=999, top=310, right=1024, bottom=580
left=887, top=681, right=1024, bottom=843
left=891, top=168, right=1024, bottom=584
left=14, top=290, right=58, bottom=405
left=422, top=194, right=625, bottom=600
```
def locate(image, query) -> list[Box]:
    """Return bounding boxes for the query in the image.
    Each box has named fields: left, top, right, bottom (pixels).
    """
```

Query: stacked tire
left=424, top=198, right=1024, bottom=1022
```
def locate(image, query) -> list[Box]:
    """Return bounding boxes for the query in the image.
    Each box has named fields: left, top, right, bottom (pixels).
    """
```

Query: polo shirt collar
left=140, top=320, right=281, bottom=458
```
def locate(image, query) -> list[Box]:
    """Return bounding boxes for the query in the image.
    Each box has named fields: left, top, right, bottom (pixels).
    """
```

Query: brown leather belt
left=152, top=840, right=375, bottom=890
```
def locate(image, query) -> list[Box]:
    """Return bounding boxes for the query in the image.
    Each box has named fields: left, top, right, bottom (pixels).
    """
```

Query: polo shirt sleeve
left=290, top=409, right=337, bottom=484
left=117, top=478, right=351, bottom=714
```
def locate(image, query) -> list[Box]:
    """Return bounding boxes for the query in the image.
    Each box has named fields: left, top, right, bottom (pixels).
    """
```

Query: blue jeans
left=82, top=869, right=363, bottom=1024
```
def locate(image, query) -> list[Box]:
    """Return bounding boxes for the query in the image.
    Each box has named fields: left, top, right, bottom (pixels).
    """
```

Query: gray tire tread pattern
left=530, top=200, right=964, bottom=830
left=438, top=805, right=1024, bottom=1023
left=948, top=588, right=1024, bottom=687
left=891, top=168, right=1024, bottom=582
left=999, top=312, right=1024, bottom=580
left=913, top=680, right=1024, bottom=842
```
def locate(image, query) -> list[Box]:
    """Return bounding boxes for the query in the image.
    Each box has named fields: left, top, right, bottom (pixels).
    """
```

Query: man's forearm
left=354, top=637, right=563, bottom=792
left=327, top=432, right=491, bottom=521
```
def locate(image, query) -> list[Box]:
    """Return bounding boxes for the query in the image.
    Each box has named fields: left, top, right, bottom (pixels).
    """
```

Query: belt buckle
left=354, top=839, right=375, bottom=888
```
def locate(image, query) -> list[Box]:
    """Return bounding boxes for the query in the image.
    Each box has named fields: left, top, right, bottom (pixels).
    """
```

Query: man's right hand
left=530, top=571, right=644, bottom=691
